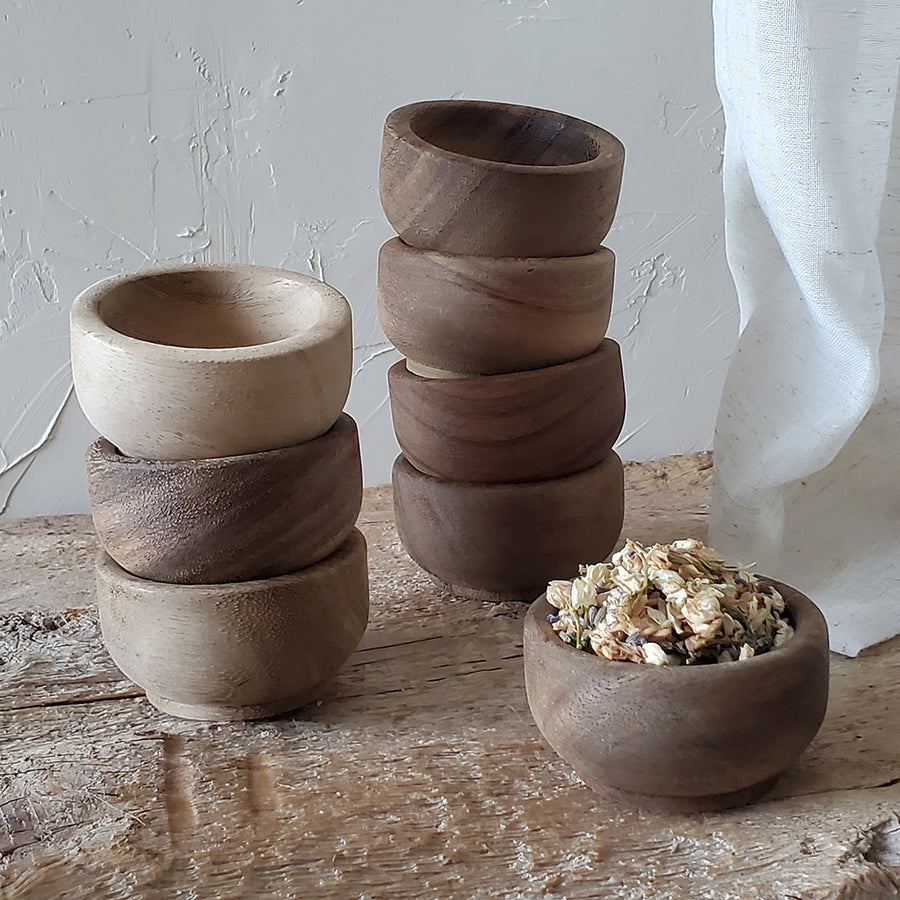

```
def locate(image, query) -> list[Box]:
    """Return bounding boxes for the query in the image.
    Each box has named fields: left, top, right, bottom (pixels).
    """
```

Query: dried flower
left=546, top=538, right=793, bottom=666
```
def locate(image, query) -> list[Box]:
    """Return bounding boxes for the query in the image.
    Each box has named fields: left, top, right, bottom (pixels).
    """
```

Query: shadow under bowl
left=523, top=582, right=830, bottom=812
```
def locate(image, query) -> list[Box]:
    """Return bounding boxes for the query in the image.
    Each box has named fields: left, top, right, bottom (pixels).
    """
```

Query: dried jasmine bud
left=545, top=538, right=793, bottom=665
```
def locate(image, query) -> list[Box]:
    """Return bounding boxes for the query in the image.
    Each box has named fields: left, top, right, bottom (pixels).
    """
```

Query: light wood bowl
left=380, top=99, right=624, bottom=257
left=70, top=264, right=352, bottom=460
left=388, top=342, right=625, bottom=483
left=524, top=582, right=829, bottom=812
left=378, top=238, right=614, bottom=376
left=96, top=530, right=369, bottom=721
left=86, top=413, right=362, bottom=584
left=392, top=453, right=624, bottom=602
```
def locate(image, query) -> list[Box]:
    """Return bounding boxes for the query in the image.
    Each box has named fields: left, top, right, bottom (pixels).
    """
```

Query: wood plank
left=1, top=453, right=899, bottom=899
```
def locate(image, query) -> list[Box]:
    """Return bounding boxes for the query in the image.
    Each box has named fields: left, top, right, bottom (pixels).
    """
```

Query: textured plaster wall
left=0, top=0, right=736, bottom=517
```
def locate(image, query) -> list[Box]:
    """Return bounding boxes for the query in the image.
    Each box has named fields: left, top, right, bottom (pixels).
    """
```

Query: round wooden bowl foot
left=430, top=575, right=537, bottom=604
left=144, top=688, right=321, bottom=722
left=596, top=774, right=783, bottom=814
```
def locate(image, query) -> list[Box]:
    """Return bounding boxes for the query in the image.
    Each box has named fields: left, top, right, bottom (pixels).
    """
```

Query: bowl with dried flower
left=523, top=539, right=829, bottom=812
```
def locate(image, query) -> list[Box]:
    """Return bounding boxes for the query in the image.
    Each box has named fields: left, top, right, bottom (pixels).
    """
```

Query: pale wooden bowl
left=524, top=582, right=830, bottom=812
left=388, top=342, right=625, bottom=483
left=392, top=453, right=624, bottom=602
left=378, top=238, right=614, bottom=376
left=70, top=264, right=352, bottom=460
left=96, top=529, right=369, bottom=721
left=380, top=99, right=625, bottom=257
left=86, top=413, right=362, bottom=585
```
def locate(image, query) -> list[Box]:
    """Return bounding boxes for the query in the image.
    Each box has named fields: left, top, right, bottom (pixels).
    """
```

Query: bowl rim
left=379, top=234, right=617, bottom=270
left=69, top=263, right=351, bottom=364
left=86, top=412, right=358, bottom=471
left=389, top=338, right=621, bottom=389
left=385, top=99, right=625, bottom=176
left=95, top=527, right=368, bottom=594
left=526, top=576, right=829, bottom=682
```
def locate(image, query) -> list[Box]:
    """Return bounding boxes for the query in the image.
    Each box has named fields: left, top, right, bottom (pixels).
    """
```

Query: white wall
left=0, top=0, right=736, bottom=516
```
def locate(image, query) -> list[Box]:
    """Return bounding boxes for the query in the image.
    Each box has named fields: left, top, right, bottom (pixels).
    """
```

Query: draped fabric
left=711, top=0, right=900, bottom=655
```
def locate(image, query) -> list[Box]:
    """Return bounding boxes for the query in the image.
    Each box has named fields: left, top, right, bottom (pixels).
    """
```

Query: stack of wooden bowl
left=69, top=264, right=369, bottom=721
left=379, top=99, right=627, bottom=602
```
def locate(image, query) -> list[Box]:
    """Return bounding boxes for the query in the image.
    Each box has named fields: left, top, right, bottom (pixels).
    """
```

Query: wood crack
left=3, top=689, right=145, bottom=713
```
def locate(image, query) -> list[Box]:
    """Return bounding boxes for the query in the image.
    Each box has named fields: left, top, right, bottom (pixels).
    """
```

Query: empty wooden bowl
left=70, top=264, right=352, bottom=460
left=96, top=529, right=369, bottom=721
left=378, top=238, right=615, bottom=376
left=388, top=342, right=625, bottom=483
left=380, top=99, right=625, bottom=257
left=86, top=413, right=363, bottom=584
left=523, top=582, right=829, bottom=812
left=392, top=453, right=624, bottom=602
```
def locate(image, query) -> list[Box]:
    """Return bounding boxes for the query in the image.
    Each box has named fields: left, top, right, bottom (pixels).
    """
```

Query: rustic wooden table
left=1, top=453, right=898, bottom=899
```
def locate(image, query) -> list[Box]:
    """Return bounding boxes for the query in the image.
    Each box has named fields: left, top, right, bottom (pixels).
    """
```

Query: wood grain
left=86, top=413, right=363, bottom=584
left=378, top=238, right=614, bottom=376
left=1, top=453, right=899, bottom=899
left=380, top=100, right=624, bottom=257
left=95, top=529, right=369, bottom=721
left=392, top=452, right=624, bottom=602
left=388, top=342, right=625, bottom=483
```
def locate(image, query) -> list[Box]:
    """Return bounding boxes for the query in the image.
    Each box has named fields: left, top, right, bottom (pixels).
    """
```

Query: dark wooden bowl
left=96, top=530, right=369, bottom=721
left=524, top=583, right=830, bottom=812
left=380, top=100, right=625, bottom=257
left=392, top=453, right=624, bottom=602
left=378, top=238, right=614, bottom=376
left=388, top=341, right=625, bottom=483
left=86, top=413, right=362, bottom=584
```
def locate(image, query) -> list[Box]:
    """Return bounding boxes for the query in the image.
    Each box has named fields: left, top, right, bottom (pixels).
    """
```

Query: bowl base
left=431, top=575, right=536, bottom=604
left=145, top=688, right=321, bottom=722
left=597, top=773, right=783, bottom=814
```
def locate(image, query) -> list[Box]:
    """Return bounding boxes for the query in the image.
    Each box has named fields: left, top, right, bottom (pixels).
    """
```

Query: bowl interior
left=409, top=103, right=602, bottom=167
left=96, top=269, right=328, bottom=349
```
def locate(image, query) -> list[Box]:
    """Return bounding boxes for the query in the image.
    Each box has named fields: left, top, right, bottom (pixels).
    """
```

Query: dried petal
left=546, top=580, right=572, bottom=609
left=642, top=642, right=669, bottom=666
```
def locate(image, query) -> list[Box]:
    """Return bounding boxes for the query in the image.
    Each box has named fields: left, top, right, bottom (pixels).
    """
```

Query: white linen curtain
left=711, top=0, right=900, bottom=655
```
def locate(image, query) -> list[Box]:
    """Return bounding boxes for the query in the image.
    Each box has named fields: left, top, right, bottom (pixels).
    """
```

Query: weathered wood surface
left=1, top=452, right=899, bottom=900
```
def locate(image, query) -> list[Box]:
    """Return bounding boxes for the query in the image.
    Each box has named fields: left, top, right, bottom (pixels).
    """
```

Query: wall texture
left=0, top=0, right=735, bottom=516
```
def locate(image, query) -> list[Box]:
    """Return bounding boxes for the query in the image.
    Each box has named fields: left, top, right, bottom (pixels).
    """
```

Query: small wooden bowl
left=380, top=100, right=625, bottom=258
left=86, top=413, right=363, bottom=584
left=377, top=238, right=615, bottom=376
left=523, top=583, right=830, bottom=812
left=70, top=264, right=352, bottom=460
left=388, top=342, right=625, bottom=483
left=96, top=530, right=369, bottom=721
left=392, top=453, right=624, bottom=602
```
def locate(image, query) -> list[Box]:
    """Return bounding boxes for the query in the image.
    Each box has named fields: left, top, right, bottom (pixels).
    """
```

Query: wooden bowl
left=523, top=582, right=830, bottom=812
left=380, top=100, right=625, bottom=257
left=70, top=264, right=352, bottom=460
left=392, top=453, right=624, bottom=602
left=86, top=413, right=363, bottom=584
left=377, top=238, right=614, bottom=376
left=96, top=529, right=369, bottom=721
left=388, top=342, right=625, bottom=483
